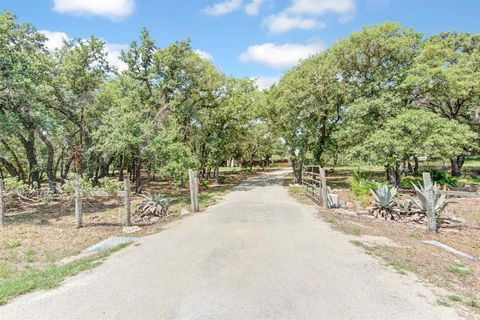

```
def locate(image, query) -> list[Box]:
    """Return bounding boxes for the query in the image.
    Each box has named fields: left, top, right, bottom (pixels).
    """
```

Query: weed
left=473, top=243, right=480, bottom=249
left=350, top=240, right=364, bottom=247
left=409, top=232, right=421, bottom=239
left=437, top=299, right=451, bottom=307
left=447, top=261, right=473, bottom=277
left=448, top=295, right=463, bottom=302
left=467, top=298, right=480, bottom=309
left=25, top=249, right=36, bottom=263
left=429, top=277, right=444, bottom=287
left=3, top=241, right=21, bottom=249
left=351, top=227, right=362, bottom=236
left=388, top=259, right=417, bottom=275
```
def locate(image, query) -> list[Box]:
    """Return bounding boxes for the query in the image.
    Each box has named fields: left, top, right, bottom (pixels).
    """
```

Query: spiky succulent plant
left=135, top=193, right=170, bottom=221
left=411, top=182, right=446, bottom=216
left=369, top=184, right=399, bottom=219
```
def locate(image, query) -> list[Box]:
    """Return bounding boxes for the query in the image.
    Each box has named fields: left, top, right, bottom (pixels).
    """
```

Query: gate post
left=188, top=169, right=199, bottom=213
left=320, top=168, right=328, bottom=208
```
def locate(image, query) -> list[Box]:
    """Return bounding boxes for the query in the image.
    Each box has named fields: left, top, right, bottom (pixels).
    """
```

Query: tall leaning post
left=188, top=169, right=199, bottom=213
left=75, top=174, right=83, bottom=228
left=320, top=167, right=329, bottom=209
left=422, top=172, right=437, bottom=232
left=0, top=179, right=5, bottom=227
left=124, top=179, right=131, bottom=227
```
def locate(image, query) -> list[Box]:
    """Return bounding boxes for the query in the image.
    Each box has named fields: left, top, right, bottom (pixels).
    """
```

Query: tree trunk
left=19, top=132, right=41, bottom=188
left=36, top=128, right=57, bottom=192
left=386, top=165, right=401, bottom=186
left=414, top=157, right=419, bottom=176
left=214, top=159, right=220, bottom=184
left=61, top=157, right=73, bottom=181
left=450, top=158, right=461, bottom=177
left=451, top=155, right=465, bottom=177
left=118, top=154, right=125, bottom=181
left=135, top=156, right=142, bottom=194
left=0, top=157, right=19, bottom=178
left=1, top=140, right=26, bottom=181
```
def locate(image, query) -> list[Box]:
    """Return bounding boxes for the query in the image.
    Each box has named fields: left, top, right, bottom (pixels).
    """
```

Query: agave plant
left=369, top=184, right=399, bottom=220
left=411, top=181, right=446, bottom=231
left=135, top=193, right=171, bottom=222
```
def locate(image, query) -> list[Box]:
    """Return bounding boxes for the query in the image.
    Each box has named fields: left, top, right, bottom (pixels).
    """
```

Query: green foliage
left=428, top=170, right=459, bottom=187
left=446, top=261, right=473, bottom=277
left=370, top=184, right=397, bottom=210
left=60, top=177, right=121, bottom=194
left=411, top=181, right=447, bottom=216
left=357, top=110, right=477, bottom=167
left=2, top=178, right=32, bottom=193
left=349, top=178, right=377, bottom=205
left=399, top=176, right=422, bottom=189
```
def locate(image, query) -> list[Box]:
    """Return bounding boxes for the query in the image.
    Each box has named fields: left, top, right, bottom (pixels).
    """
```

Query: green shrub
left=60, top=177, right=121, bottom=194
left=349, top=178, right=377, bottom=205
left=399, top=176, right=422, bottom=189
left=2, top=178, right=32, bottom=192
left=428, top=169, right=459, bottom=187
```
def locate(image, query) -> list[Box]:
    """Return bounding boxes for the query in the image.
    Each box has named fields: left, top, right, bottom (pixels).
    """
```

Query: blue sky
left=3, top=0, right=480, bottom=88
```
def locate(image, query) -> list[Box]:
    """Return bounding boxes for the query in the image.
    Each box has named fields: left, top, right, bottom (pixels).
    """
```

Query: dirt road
left=0, top=169, right=458, bottom=319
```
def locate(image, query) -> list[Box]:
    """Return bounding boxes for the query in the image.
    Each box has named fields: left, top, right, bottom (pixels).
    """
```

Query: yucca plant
left=411, top=181, right=446, bottom=231
left=369, top=184, right=399, bottom=220
left=135, top=193, right=171, bottom=222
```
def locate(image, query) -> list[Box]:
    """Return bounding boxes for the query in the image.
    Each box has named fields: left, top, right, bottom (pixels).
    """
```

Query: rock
left=123, top=226, right=142, bottom=234
left=422, top=240, right=478, bottom=261
left=180, top=208, right=190, bottom=216
left=346, top=202, right=355, bottom=210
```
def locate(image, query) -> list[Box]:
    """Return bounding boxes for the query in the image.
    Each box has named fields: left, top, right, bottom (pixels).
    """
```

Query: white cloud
left=288, top=0, right=355, bottom=16
left=252, top=76, right=279, bottom=90
left=239, top=42, right=323, bottom=68
left=52, top=0, right=135, bottom=19
left=40, top=29, right=127, bottom=72
left=263, top=13, right=320, bottom=34
left=245, top=0, right=263, bottom=15
left=105, top=44, right=128, bottom=72
left=203, top=0, right=243, bottom=16
left=194, top=49, right=214, bottom=61
left=39, top=30, right=70, bottom=50
left=263, top=0, right=355, bottom=33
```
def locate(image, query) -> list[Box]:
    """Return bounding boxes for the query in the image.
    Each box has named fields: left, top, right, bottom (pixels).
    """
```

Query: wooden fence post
left=124, top=179, right=131, bottom=227
left=422, top=172, right=437, bottom=232
left=320, top=168, right=329, bottom=208
left=75, top=174, right=83, bottom=228
left=188, top=169, right=199, bottom=213
left=0, top=179, right=4, bottom=227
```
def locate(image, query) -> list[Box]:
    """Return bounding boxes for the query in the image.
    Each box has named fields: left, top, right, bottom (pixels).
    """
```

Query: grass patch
left=350, top=240, right=364, bottom=247
left=447, top=261, right=473, bottom=277
left=3, top=241, right=22, bottom=249
left=409, top=231, right=421, bottom=239
left=387, top=259, right=417, bottom=275
left=429, top=276, right=444, bottom=287
left=473, top=243, right=480, bottom=249
left=0, top=243, right=129, bottom=305
left=467, top=298, right=480, bottom=309
left=351, top=226, right=362, bottom=236
left=448, top=294, right=463, bottom=302
left=437, top=299, right=451, bottom=307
